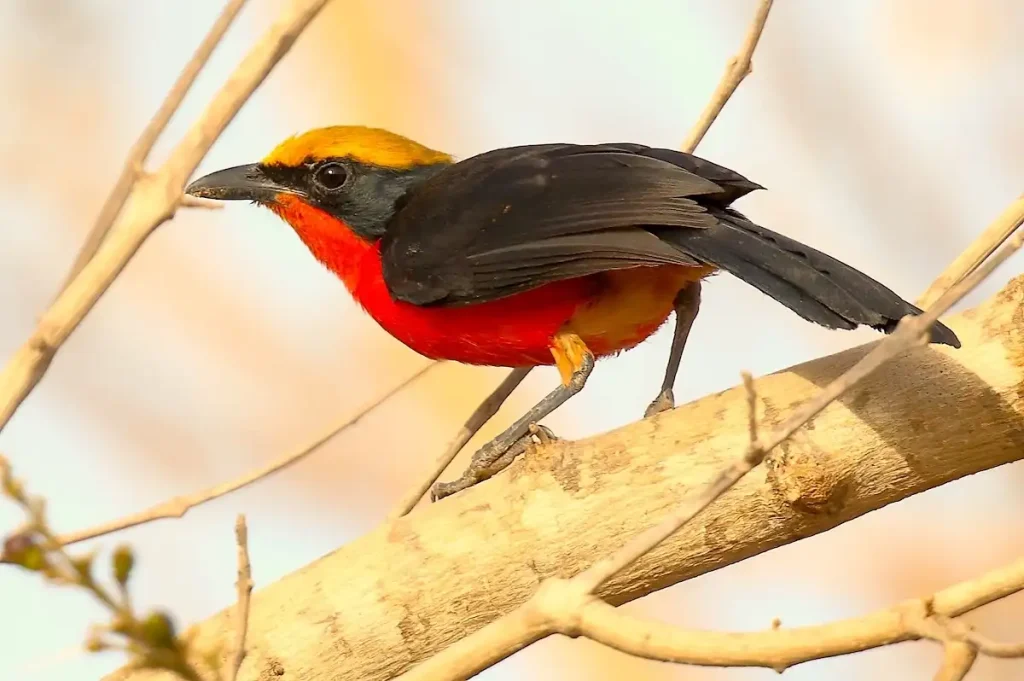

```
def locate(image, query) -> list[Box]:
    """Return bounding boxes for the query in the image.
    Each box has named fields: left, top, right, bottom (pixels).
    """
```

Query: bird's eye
left=313, top=162, right=349, bottom=191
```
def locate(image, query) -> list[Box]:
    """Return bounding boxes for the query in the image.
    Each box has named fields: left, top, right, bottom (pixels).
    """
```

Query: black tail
left=654, top=209, right=961, bottom=348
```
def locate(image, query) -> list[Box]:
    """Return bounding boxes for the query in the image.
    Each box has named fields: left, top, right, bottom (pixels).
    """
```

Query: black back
left=378, top=142, right=959, bottom=347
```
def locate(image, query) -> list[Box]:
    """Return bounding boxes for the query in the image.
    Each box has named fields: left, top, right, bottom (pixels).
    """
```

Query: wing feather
left=377, top=141, right=960, bottom=347
left=380, top=143, right=733, bottom=305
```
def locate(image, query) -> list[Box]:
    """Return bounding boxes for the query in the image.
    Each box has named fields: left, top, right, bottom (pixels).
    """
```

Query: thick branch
left=396, top=202, right=1024, bottom=679
left=104, top=274, right=1024, bottom=681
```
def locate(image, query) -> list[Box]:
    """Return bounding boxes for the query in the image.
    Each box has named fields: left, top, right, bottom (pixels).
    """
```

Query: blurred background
left=1, top=0, right=1022, bottom=679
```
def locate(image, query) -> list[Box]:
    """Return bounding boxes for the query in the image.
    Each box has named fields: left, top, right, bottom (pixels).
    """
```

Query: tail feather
left=655, top=210, right=961, bottom=348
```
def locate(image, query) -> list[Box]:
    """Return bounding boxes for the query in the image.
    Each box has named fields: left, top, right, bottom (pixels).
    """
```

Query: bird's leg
left=644, top=281, right=702, bottom=417
left=431, top=332, right=594, bottom=501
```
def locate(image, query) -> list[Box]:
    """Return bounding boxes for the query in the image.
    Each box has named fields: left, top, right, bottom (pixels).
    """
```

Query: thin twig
left=680, top=0, right=774, bottom=153
left=741, top=371, right=757, bottom=443
left=0, top=0, right=333, bottom=435
left=59, top=0, right=249, bottom=295
left=387, top=366, right=530, bottom=520
left=917, top=194, right=1024, bottom=308
left=399, top=555, right=1024, bottom=681
left=568, top=558, right=1024, bottom=672
left=1, top=457, right=208, bottom=680
left=961, top=632, right=1024, bottom=658
left=58, top=363, right=432, bottom=545
left=927, top=614, right=1024, bottom=658
left=227, top=515, right=252, bottom=681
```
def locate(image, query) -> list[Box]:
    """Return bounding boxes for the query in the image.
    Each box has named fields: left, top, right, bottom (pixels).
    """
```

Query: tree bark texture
left=107, top=275, right=1024, bottom=681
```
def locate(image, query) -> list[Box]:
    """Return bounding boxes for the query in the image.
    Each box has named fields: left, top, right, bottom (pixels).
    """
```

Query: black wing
left=379, top=143, right=960, bottom=347
left=379, top=143, right=760, bottom=306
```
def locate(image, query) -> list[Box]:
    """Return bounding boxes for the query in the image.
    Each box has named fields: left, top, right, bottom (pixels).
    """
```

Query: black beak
left=185, top=164, right=302, bottom=202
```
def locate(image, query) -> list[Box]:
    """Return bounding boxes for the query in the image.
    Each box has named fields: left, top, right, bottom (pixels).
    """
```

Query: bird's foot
left=431, top=424, right=558, bottom=501
left=644, top=388, right=675, bottom=418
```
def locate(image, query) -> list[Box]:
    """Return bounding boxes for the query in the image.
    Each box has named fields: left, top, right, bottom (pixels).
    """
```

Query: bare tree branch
left=414, top=558, right=1022, bottom=674
left=395, top=193, right=1024, bottom=679
left=102, top=268, right=1024, bottom=681
left=11, top=0, right=1021, bottom=678
left=59, top=0, right=249, bottom=294
left=58, top=363, right=433, bottom=545
left=0, top=0, right=333, bottom=435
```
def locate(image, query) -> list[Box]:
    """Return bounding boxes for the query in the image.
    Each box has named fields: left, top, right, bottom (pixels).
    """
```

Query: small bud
left=3, top=532, right=33, bottom=559
left=109, top=613, right=132, bottom=636
left=71, top=553, right=95, bottom=582
left=2, top=473, right=25, bottom=502
left=85, top=635, right=109, bottom=653
left=140, top=611, right=177, bottom=649
left=2, top=532, right=46, bottom=571
left=112, top=545, right=135, bottom=586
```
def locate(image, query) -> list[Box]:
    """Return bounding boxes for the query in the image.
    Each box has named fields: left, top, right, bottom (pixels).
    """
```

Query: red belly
left=351, top=251, right=709, bottom=367
left=268, top=195, right=708, bottom=366
left=353, top=260, right=597, bottom=366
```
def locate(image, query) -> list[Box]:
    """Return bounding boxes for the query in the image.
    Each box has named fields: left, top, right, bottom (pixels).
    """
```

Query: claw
left=644, top=388, right=675, bottom=417
left=431, top=423, right=558, bottom=501
left=529, top=423, right=558, bottom=445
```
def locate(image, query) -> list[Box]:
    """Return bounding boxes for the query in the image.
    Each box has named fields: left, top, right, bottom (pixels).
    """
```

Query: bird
left=186, top=126, right=959, bottom=499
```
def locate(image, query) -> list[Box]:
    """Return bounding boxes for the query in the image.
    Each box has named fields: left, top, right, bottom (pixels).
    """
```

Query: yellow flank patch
left=550, top=332, right=593, bottom=386
left=567, top=265, right=714, bottom=355
left=262, top=126, right=452, bottom=169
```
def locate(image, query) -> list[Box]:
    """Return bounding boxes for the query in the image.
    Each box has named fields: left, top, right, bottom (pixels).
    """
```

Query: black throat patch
left=261, top=158, right=448, bottom=240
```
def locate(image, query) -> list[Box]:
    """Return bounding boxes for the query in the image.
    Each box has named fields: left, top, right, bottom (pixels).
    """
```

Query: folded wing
left=380, top=143, right=959, bottom=347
